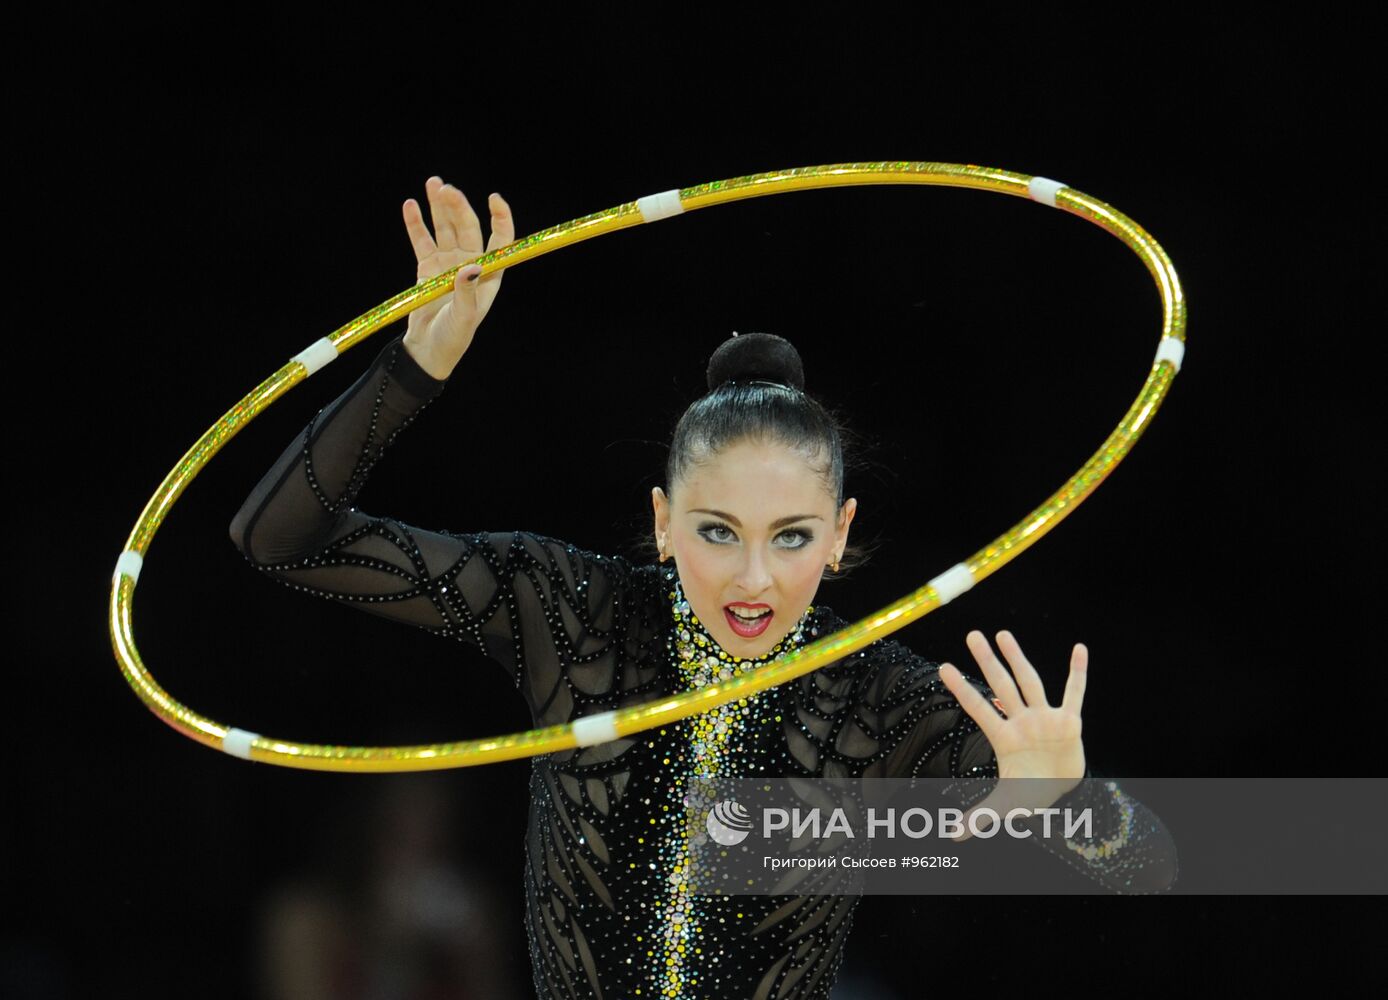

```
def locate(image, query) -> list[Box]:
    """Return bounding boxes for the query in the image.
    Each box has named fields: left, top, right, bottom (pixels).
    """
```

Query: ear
left=652, top=487, right=669, bottom=537
left=836, top=497, right=858, bottom=546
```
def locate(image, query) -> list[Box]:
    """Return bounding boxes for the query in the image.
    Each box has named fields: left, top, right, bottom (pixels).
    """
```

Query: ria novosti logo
left=704, top=794, right=1098, bottom=845
left=705, top=800, right=754, bottom=845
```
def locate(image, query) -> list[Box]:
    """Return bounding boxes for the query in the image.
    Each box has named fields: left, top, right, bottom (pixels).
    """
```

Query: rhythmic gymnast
left=228, top=176, right=1178, bottom=999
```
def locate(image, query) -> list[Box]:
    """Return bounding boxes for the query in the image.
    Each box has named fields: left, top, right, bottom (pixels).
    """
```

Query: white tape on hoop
left=637, top=190, right=685, bottom=223
left=291, top=337, right=339, bottom=375
left=223, top=728, right=260, bottom=760
left=929, top=563, right=976, bottom=604
left=572, top=710, right=620, bottom=747
left=1027, top=176, right=1067, bottom=208
left=1154, top=336, right=1185, bottom=372
left=113, top=550, right=144, bottom=586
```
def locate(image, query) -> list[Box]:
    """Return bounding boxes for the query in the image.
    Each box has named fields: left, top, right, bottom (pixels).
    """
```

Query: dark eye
left=698, top=523, right=736, bottom=544
left=777, top=529, right=813, bottom=549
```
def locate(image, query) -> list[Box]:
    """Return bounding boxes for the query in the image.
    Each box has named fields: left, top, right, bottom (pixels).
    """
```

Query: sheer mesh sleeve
left=785, top=614, right=1178, bottom=894
left=227, top=332, right=647, bottom=727
left=870, top=638, right=1177, bottom=894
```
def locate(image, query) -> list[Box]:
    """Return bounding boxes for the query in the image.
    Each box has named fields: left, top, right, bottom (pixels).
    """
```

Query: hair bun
left=706, top=331, right=806, bottom=393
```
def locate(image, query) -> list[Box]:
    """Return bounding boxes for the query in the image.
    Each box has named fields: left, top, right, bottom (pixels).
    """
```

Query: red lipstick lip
left=726, top=602, right=771, bottom=610
left=724, top=604, right=774, bottom=638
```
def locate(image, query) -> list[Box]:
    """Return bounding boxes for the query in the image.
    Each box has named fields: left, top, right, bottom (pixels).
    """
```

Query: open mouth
left=724, top=605, right=773, bottom=638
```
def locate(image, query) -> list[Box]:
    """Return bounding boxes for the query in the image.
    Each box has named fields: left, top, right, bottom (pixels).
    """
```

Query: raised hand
left=401, top=176, right=515, bottom=380
left=936, top=629, right=1089, bottom=842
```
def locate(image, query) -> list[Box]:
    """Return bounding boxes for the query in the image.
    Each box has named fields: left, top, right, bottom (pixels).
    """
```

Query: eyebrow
left=688, top=509, right=823, bottom=529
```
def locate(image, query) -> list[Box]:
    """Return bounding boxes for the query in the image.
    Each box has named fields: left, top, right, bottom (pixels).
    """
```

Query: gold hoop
left=110, top=162, right=1185, bottom=772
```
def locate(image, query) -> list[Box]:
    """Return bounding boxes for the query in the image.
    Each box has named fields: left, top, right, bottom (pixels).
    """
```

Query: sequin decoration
left=645, top=579, right=814, bottom=997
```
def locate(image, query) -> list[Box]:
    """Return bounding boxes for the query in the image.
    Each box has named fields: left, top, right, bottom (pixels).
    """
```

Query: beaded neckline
left=662, top=565, right=816, bottom=689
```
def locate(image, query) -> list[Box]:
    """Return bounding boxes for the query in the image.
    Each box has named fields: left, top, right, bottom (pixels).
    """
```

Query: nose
left=734, top=544, right=774, bottom=598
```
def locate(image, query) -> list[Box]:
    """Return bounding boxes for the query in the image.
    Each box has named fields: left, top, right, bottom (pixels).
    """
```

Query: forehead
left=677, top=439, right=830, bottom=510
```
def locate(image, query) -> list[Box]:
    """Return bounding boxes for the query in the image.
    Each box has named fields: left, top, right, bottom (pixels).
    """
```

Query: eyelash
left=697, top=522, right=814, bottom=549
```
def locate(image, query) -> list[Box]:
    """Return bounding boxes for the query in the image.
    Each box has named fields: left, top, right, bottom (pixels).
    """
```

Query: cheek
left=677, top=549, right=725, bottom=604
left=787, top=562, right=825, bottom=598
left=767, top=549, right=826, bottom=602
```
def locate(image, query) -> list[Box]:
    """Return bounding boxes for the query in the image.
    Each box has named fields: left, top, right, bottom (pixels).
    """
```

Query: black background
left=7, top=10, right=1378, bottom=997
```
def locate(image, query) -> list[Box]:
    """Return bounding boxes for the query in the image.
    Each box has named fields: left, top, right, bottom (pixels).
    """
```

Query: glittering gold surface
left=109, top=162, right=1186, bottom=772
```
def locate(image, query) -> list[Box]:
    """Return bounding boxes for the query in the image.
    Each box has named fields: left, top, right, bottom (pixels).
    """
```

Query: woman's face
left=652, top=437, right=857, bottom=659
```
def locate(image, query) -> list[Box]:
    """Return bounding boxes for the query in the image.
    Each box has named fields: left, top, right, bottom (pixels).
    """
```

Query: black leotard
left=229, top=332, right=1178, bottom=999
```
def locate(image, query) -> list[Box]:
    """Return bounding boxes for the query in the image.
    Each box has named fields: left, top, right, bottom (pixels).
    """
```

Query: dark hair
left=629, top=331, right=878, bottom=581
